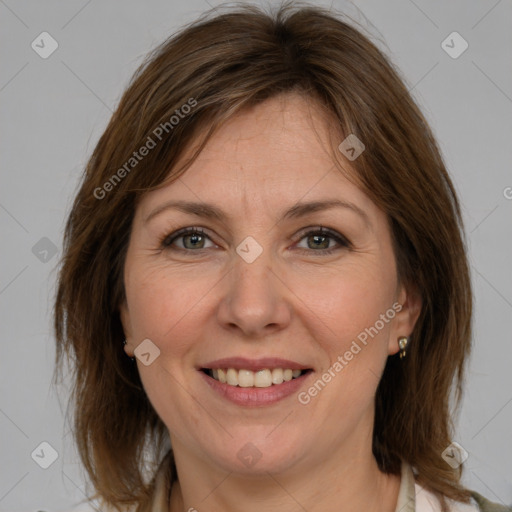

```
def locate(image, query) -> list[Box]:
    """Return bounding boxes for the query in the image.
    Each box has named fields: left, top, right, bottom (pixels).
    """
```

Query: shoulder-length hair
left=54, top=2, right=472, bottom=510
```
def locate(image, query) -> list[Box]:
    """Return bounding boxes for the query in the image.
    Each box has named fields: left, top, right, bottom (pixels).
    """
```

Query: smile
left=202, top=368, right=310, bottom=388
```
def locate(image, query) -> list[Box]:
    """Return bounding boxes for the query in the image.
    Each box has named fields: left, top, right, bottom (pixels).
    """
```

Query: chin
left=198, top=432, right=306, bottom=476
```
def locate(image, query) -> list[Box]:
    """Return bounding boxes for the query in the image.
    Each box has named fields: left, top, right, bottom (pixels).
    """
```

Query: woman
left=53, top=2, right=511, bottom=511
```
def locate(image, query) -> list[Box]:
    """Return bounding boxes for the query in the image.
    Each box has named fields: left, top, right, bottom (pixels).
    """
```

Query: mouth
left=198, top=357, right=314, bottom=406
left=200, top=367, right=312, bottom=388
left=198, top=357, right=314, bottom=407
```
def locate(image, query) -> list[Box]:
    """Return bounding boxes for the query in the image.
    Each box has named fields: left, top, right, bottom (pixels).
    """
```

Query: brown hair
left=53, top=2, right=472, bottom=510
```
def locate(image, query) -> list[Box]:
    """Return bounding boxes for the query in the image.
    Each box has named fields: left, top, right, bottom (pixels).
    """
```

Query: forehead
left=137, top=93, right=378, bottom=221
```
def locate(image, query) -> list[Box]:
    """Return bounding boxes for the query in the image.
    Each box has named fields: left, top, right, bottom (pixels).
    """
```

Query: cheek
left=294, top=259, right=396, bottom=344
left=124, top=261, right=218, bottom=345
left=297, top=265, right=396, bottom=425
left=124, top=264, right=212, bottom=429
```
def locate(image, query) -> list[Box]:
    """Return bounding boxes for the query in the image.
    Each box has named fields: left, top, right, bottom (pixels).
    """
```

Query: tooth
left=238, top=369, right=254, bottom=387
left=212, top=368, right=303, bottom=386
left=271, top=368, right=284, bottom=384
left=226, top=368, right=239, bottom=386
left=254, top=369, right=272, bottom=387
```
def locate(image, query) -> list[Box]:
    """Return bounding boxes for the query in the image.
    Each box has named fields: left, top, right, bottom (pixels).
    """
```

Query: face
left=120, top=93, right=420, bottom=477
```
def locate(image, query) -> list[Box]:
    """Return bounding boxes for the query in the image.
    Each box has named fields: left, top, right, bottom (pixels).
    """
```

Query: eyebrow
left=144, top=199, right=371, bottom=228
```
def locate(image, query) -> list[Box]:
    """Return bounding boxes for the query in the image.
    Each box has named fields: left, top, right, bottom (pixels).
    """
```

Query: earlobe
left=123, top=339, right=134, bottom=358
left=388, top=283, right=422, bottom=355
left=119, top=302, right=134, bottom=357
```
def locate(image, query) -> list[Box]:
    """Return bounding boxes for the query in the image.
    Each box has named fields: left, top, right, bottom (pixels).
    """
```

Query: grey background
left=1, top=0, right=511, bottom=511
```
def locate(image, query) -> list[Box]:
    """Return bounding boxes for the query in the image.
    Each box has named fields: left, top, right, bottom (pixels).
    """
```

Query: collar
left=395, top=461, right=417, bottom=512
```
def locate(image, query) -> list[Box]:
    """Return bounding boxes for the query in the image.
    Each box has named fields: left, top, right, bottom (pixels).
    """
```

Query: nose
left=216, top=248, right=292, bottom=338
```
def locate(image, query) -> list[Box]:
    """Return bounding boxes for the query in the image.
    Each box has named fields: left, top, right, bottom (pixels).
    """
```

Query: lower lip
left=199, top=370, right=312, bottom=407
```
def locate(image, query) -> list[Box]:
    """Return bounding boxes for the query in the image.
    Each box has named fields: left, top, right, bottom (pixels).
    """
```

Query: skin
left=120, top=92, right=422, bottom=512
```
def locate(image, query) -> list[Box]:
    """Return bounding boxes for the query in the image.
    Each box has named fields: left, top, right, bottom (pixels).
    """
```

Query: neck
left=168, top=442, right=400, bottom=512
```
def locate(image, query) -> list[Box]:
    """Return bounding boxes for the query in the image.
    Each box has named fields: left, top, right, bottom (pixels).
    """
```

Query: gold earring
left=398, top=336, right=409, bottom=359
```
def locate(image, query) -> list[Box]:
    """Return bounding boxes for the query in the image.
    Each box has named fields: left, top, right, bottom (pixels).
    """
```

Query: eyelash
left=160, top=226, right=350, bottom=255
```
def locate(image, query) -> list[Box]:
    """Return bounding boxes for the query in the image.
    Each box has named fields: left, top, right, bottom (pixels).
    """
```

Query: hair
left=53, top=2, right=473, bottom=511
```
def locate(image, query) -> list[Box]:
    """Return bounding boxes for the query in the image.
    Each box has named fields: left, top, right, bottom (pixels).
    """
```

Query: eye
left=161, top=227, right=216, bottom=251
left=160, top=226, right=350, bottom=255
left=294, top=227, right=350, bottom=255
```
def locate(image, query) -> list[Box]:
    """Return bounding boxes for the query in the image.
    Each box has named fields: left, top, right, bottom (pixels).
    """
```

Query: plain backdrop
left=0, top=0, right=511, bottom=510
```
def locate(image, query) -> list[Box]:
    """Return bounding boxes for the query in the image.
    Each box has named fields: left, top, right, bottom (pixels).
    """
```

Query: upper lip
left=200, top=357, right=311, bottom=371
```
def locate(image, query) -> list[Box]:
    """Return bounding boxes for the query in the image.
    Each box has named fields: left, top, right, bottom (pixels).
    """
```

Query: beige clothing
left=396, top=462, right=478, bottom=512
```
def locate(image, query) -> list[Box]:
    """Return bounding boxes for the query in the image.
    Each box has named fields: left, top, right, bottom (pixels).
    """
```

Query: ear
left=387, top=281, right=422, bottom=356
left=119, top=300, right=135, bottom=357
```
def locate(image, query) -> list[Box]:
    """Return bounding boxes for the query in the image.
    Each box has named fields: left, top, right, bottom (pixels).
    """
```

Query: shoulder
left=415, top=482, right=512, bottom=512
left=470, top=491, right=512, bottom=512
